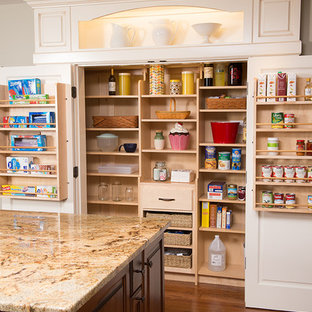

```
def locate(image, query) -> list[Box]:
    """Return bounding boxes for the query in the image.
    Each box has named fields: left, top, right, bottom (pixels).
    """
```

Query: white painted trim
left=33, top=41, right=302, bottom=65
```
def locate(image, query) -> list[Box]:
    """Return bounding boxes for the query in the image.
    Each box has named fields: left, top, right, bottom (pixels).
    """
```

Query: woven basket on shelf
left=92, top=115, right=138, bottom=128
left=145, top=212, right=192, bottom=228
left=205, top=97, right=246, bottom=109
left=156, top=98, right=190, bottom=119
left=164, top=253, right=192, bottom=269
left=164, top=232, right=192, bottom=246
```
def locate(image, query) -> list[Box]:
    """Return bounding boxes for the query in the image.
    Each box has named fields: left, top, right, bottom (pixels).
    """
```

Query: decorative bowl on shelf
left=192, top=22, right=221, bottom=43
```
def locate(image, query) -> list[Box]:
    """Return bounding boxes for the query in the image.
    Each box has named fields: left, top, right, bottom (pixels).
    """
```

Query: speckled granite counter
left=0, top=211, right=169, bottom=312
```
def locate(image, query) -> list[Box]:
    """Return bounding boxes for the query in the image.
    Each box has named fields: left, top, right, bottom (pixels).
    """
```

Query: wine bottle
left=108, top=68, right=116, bottom=95
left=204, top=63, right=214, bottom=86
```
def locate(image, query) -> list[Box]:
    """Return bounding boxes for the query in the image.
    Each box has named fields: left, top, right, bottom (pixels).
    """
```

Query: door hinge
left=245, top=256, right=246, bottom=270
left=71, top=86, right=77, bottom=99
left=73, top=166, right=79, bottom=178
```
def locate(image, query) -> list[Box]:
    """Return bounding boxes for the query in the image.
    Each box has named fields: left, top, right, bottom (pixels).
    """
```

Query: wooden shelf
left=86, top=128, right=139, bottom=131
left=0, top=173, right=57, bottom=178
left=87, top=151, right=139, bottom=156
left=255, top=181, right=311, bottom=186
left=199, top=195, right=245, bottom=204
left=85, top=95, right=138, bottom=99
left=141, top=119, right=196, bottom=123
left=198, top=263, right=244, bottom=279
left=0, top=128, right=56, bottom=132
left=200, top=86, right=247, bottom=90
left=256, top=155, right=312, bottom=160
left=0, top=195, right=61, bottom=201
left=165, top=244, right=193, bottom=249
left=0, top=104, right=55, bottom=108
left=165, top=267, right=194, bottom=274
left=0, top=150, right=56, bottom=155
left=143, top=207, right=193, bottom=214
left=87, top=197, right=138, bottom=206
left=140, top=179, right=195, bottom=185
left=142, top=149, right=196, bottom=154
left=255, top=100, right=311, bottom=105
left=199, top=143, right=246, bottom=147
left=168, top=226, right=193, bottom=231
left=142, top=94, right=197, bottom=98
left=256, top=128, right=312, bottom=132
left=199, top=224, right=245, bottom=234
left=255, top=207, right=312, bottom=214
left=199, top=168, right=246, bottom=174
left=87, top=171, right=139, bottom=177
left=200, top=109, right=246, bottom=113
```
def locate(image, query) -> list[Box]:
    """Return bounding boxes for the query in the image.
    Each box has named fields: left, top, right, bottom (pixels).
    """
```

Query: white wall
left=0, top=2, right=34, bottom=66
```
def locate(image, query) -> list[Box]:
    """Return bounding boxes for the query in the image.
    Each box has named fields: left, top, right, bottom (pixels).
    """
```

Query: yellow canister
left=119, top=73, right=131, bottom=95
left=182, top=71, right=194, bottom=95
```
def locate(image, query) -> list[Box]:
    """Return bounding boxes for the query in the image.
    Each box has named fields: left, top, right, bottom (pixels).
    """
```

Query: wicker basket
left=156, top=98, right=190, bottom=119
left=164, top=231, right=192, bottom=246
left=164, top=249, right=192, bottom=269
left=145, top=212, right=192, bottom=228
left=92, top=115, right=138, bottom=128
left=205, top=97, right=246, bottom=109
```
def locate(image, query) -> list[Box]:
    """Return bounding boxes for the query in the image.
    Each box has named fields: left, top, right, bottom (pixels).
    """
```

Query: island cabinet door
left=77, top=264, right=130, bottom=312
left=144, top=237, right=164, bottom=312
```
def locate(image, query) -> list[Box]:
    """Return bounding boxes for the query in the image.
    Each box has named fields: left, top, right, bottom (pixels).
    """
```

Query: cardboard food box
left=6, top=156, right=33, bottom=174
left=207, top=181, right=227, bottom=200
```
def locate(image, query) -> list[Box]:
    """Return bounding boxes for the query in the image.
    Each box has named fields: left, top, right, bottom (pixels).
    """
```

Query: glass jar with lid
left=153, top=161, right=168, bottom=181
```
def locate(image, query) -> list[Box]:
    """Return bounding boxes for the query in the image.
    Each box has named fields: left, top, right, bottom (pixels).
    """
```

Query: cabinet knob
left=135, top=296, right=145, bottom=302
left=144, top=260, right=153, bottom=268
left=134, top=268, right=145, bottom=275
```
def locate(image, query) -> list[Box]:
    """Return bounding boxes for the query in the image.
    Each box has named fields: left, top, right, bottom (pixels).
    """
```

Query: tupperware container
left=211, top=121, right=240, bottom=143
left=96, top=133, right=118, bottom=152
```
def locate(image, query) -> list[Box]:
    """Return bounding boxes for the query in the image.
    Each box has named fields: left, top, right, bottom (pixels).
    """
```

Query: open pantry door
left=245, top=55, right=312, bottom=311
left=0, top=64, right=77, bottom=214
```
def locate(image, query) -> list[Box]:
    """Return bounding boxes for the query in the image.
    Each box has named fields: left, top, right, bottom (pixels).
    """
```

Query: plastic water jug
left=208, top=235, right=226, bottom=271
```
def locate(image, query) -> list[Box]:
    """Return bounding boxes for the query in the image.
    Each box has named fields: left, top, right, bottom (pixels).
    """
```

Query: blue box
left=29, top=112, right=55, bottom=128
left=11, top=135, right=47, bottom=151
left=8, top=79, right=41, bottom=102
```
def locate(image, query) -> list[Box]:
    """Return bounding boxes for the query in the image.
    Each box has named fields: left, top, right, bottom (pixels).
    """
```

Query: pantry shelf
left=86, top=128, right=139, bottom=131
left=255, top=181, right=311, bottom=186
left=199, top=169, right=246, bottom=174
left=87, top=197, right=138, bottom=206
left=141, top=119, right=197, bottom=123
left=165, top=267, right=194, bottom=274
left=85, top=95, right=139, bottom=99
left=0, top=151, right=57, bottom=155
left=0, top=128, right=56, bottom=132
left=168, top=226, right=193, bottom=231
left=142, top=149, right=197, bottom=154
left=256, top=128, right=312, bottom=132
left=255, top=100, right=311, bottom=105
left=200, top=86, right=247, bottom=90
left=256, top=155, right=312, bottom=159
left=199, top=224, right=245, bottom=234
left=199, top=143, right=246, bottom=147
left=198, top=263, right=244, bottom=280
left=86, top=151, right=139, bottom=156
left=0, top=173, right=57, bottom=178
left=165, top=244, right=193, bottom=249
left=0, top=195, right=60, bottom=201
left=199, top=195, right=245, bottom=204
left=200, top=109, right=247, bottom=113
left=255, top=207, right=312, bottom=214
left=87, top=171, right=139, bottom=177
left=141, top=94, right=197, bottom=98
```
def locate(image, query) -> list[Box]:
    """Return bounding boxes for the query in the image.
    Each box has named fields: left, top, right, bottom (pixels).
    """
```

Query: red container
left=211, top=121, right=240, bottom=143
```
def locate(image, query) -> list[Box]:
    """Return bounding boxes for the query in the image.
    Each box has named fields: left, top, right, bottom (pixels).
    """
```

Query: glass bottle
left=228, top=63, right=242, bottom=86
left=154, top=130, right=165, bottom=150
left=125, top=186, right=134, bottom=202
left=153, top=161, right=167, bottom=181
left=214, top=63, right=225, bottom=86
left=98, top=183, right=109, bottom=201
left=296, top=140, right=305, bottom=156
left=112, top=181, right=122, bottom=201
left=203, top=63, right=214, bottom=86
left=304, top=78, right=312, bottom=101
left=108, top=68, right=116, bottom=95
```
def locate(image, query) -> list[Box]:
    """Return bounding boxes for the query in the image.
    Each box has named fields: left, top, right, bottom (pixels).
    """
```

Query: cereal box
left=8, top=79, right=41, bottom=100
left=11, top=135, right=47, bottom=151
left=287, top=73, right=296, bottom=102
left=1, top=185, right=11, bottom=196
left=267, top=73, right=277, bottom=102
left=10, top=185, right=36, bottom=197
left=37, top=186, right=57, bottom=198
left=257, top=74, right=267, bottom=102
left=6, top=156, right=33, bottom=174
left=29, top=112, right=55, bottom=128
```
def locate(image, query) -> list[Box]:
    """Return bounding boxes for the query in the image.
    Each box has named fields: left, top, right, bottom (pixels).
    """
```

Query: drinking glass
left=112, top=181, right=122, bottom=201
left=98, top=183, right=109, bottom=201
left=125, top=186, right=134, bottom=202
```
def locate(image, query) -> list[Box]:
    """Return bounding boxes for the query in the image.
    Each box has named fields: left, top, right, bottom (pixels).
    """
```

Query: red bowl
left=211, top=121, right=240, bottom=143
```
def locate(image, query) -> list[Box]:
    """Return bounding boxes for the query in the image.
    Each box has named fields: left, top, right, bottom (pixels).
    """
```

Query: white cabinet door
left=245, top=55, right=312, bottom=311
left=0, top=64, right=76, bottom=214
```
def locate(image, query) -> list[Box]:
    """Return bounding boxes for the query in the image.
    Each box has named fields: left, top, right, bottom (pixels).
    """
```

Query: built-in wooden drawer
left=140, top=184, right=194, bottom=211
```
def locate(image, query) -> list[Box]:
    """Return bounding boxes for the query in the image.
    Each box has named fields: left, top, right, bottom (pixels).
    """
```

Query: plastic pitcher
left=208, top=235, right=226, bottom=271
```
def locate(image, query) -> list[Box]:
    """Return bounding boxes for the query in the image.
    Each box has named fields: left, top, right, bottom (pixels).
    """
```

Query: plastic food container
left=96, top=133, right=118, bottom=152
left=211, top=121, right=240, bottom=143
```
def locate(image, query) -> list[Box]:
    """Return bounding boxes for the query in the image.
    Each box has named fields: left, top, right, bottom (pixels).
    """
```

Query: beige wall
left=0, top=2, right=34, bottom=66
left=0, top=1, right=311, bottom=67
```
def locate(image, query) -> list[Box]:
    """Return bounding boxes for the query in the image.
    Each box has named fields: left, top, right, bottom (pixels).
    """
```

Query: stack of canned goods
left=227, top=184, right=246, bottom=201
left=261, top=164, right=312, bottom=183
left=271, top=112, right=295, bottom=128
left=149, top=65, right=165, bottom=95
left=262, top=191, right=296, bottom=208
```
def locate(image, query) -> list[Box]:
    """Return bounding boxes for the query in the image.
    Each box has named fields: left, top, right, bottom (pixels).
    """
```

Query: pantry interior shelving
left=0, top=83, right=67, bottom=201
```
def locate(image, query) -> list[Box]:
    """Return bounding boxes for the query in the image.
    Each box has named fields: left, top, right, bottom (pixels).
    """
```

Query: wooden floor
left=165, top=281, right=275, bottom=312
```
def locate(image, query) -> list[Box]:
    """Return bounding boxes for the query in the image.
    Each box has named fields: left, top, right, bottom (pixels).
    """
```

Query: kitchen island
left=0, top=211, right=169, bottom=312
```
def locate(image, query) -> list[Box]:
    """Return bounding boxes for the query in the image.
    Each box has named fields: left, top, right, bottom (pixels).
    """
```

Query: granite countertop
left=0, top=211, right=169, bottom=312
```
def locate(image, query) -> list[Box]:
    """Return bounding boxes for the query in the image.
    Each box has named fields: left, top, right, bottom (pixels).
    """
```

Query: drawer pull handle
left=134, top=268, right=145, bottom=275
left=158, top=198, right=175, bottom=202
left=135, top=296, right=145, bottom=302
left=144, top=260, right=153, bottom=268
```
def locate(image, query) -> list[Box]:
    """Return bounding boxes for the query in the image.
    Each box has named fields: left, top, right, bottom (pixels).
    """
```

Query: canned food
left=231, top=148, right=241, bottom=170
left=307, top=166, right=312, bottom=183
left=284, top=113, right=295, bottom=128
left=262, top=191, right=273, bottom=208
left=284, top=165, right=295, bottom=183
left=227, top=184, right=237, bottom=200
left=218, top=152, right=230, bottom=170
left=271, top=112, right=284, bottom=129
left=262, top=165, right=272, bottom=182
left=274, top=193, right=284, bottom=208
left=308, top=195, right=312, bottom=209
left=272, top=165, right=284, bottom=182
left=238, top=186, right=246, bottom=201
left=205, top=146, right=217, bottom=169
left=295, top=166, right=307, bottom=183
left=285, top=193, right=296, bottom=208
left=169, top=79, right=181, bottom=95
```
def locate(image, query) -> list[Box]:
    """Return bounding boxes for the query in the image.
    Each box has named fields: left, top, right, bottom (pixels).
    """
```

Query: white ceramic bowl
left=192, top=23, right=221, bottom=43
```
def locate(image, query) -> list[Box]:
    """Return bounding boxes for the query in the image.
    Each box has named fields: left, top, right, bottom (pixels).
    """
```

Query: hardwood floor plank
left=165, top=281, right=275, bottom=312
